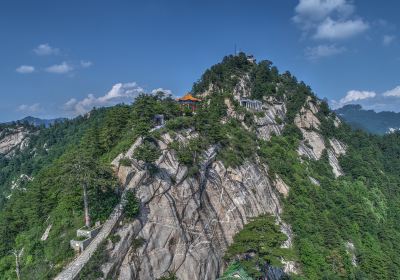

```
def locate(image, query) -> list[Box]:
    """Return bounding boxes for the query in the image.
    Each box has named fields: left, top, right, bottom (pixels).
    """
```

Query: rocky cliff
left=90, top=70, right=348, bottom=279
left=59, top=56, right=351, bottom=280
left=0, top=126, right=30, bottom=156
left=295, top=97, right=346, bottom=177
left=99, top=129, right=297, bottom=280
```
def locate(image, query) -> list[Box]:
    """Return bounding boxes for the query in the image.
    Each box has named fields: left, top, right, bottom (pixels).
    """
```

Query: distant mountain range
left=3, top=116, right=67, bottom=128
left=335, top=104, right=400, bottom=135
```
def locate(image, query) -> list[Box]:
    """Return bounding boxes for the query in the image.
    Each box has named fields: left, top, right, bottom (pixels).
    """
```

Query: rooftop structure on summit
left=246, top=54, right=256, bottom=64
left=177, top=93, right=201, bottom=112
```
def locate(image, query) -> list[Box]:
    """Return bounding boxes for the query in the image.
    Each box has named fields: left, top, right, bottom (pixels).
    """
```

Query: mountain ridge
left=1, top=53, right=400, bottom=279
left=3, top=116, right=67, bottom=128
left=335, top=104, right=400, bottom=135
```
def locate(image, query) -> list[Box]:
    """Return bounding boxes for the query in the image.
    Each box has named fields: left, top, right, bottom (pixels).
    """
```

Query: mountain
left=2, top=53, right=400, bottom=279
left=335, top=104, right=400, bottom=135
left=20, top=116, right=67, bottom=127
left=4, top=116, right=67, bottom=128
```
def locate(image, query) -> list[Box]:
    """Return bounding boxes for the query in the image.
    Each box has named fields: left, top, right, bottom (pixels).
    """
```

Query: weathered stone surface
left=329, top=138, right=347, bottom=156
left=297, top=130, right=326, bottom=160
left=294, top=107, right=320, bottom=130
left=295, top=99, right=347, bottom=177
left=255, top=102, right=286, bottom=140
left=102, top=133, right=297, bottom=280
left=0, top=127, right=29, bottom=156
left=309, top=176, right=320, bottom=186
left=327, top=138, right=347, bottom=178
left=345, top=241, right=357, bottom=267
left=40, top=224, right=52, bottom=241
left=333, top=116, right=341, bottom=128
left=274, top=175, right=290, bottom=198
left=233, top=74, right=251, bottom=101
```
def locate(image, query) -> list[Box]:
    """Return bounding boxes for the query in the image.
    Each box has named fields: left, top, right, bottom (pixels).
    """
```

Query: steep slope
left=99, top=131, right=295, bottom=279
left=0, top=125, right=31, bottom=156
left=2, top=54, right=400, bottom=280
left=94, top=54, right=400, bottom=280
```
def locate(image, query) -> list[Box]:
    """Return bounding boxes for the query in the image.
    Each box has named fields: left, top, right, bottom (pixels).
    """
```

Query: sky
left=1, top=0, right=400, bottom=122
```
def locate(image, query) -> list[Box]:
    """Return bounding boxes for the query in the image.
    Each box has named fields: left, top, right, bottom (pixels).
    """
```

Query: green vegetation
left=224, top=215, right=292, bottom=278
left=109, top=234, right=121, bottom=244
left=119, top=157, right=132, bottom=167
left=124, top=190, right=140, bottom=219
left=195, top=55, right=400, bottom=279
left=157, top=272, right=178, bottom=280
left=133, top=139, right=162, bottom=166
left=192, top=53, right=253, bottom=94
left=219, top=262, right=252, bottom=280
left=1, top=54, right=400, bottom=280
left=335, top=104, right=400, bottom=135
left=0, top=93, right=180, bottom=278
left=77, top=241, right=108, bottom=279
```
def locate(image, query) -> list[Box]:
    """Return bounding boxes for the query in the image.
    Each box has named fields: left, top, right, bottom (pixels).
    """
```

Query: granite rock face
left=255, top=101, right=286, bottom=140
left=295, top=98, right=346, bottom=177
left=0, top=126, right=29, bottom=156
left=100, top=132, right=297, bottom=280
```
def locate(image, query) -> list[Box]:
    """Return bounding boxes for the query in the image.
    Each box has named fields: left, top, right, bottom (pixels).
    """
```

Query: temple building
left=177, top=93, right=201, bottom=112
left=240, top=99, right=262, bottom=111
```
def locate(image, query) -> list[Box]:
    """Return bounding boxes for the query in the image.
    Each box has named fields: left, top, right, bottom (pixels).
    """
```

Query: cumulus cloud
left=45, top=62, right=74, bottom=74
left=80, top=60, right=93, bottom=68
left=17, top=103, right=41, bottom=113
left=16, top=65, right=35, bottom=74
left=33, top=43, right=59, bottom=56
left=293, top=0, right=369, bottom=54
left=314, top=18, right=369, bottom=40
left=383, top=35, right=395, bottom=46
left=293, top=0, right=354, bottom=28
left=305, top=44, right=346, bottom=60
left=340, top=90, right=376, bottom=104
left=151, top=88, right=173, bottom=96
left=383, top=86, right=400, bottom=97
left=64, top=82, right=146, bottom=115
left=332, top=86, right=400, bottom=112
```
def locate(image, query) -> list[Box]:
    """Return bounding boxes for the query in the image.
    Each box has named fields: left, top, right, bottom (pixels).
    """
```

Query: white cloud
left=151, top=88, right=173, bottom=96
left=332, top=86, right=400, bottom=112
left=294, top=0, right=354, bottom=26
left=17, top=103, right=41, bottom=113
left=305, top=44, right=346, bottom=60
left=64, top=82, right=146, bottom=115
left=16, top=65, right=35, bottom=74
left=314, top=18, right=369, bottom=40
left=383, top=86, right=400, bottom=97
left=80, top=60, right=93, bottom=68
left=383, top=35, right=395, bottom=46
left=45, top=62, right=73, bottom=74
left=331, top=90, right=377, bottom=109
left=293, top=0, right=369, bottom=42
left=33, top=43, right=59, bottom=56
left=340, top=90, right=376, bottom=104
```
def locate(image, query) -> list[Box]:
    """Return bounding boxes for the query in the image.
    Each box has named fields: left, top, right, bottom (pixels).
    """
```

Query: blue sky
left=1, top=0, right=400, bottom=122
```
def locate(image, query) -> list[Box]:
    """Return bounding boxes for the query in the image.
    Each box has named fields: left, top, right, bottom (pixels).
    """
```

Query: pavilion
left=177, top=93, right=201, bottom=112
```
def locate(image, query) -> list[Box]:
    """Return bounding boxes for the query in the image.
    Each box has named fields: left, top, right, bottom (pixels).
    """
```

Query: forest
left=0, top=53, right=400, bottom=279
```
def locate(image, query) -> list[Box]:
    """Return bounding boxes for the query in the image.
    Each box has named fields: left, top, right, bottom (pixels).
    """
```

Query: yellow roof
left=177, top=93, right=201, bottom=102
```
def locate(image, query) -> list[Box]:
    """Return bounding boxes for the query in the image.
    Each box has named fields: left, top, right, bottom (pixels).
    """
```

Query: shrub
left=133, top=141, right=161, bottom=166
left=119, top=157, right=132, bottom=167
left=224, top=215, right=291, bottom=278
left=109, top=234, right=121, bottom=244
left=124, top=191, right=140, bottom=218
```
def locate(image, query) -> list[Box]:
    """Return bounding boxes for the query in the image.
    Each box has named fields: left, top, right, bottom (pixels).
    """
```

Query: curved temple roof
left=177, top=93, right=201, bottom=102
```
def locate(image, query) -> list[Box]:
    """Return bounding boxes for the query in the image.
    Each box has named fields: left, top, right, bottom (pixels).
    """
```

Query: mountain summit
left=1, top=54, right=400, bottom=280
